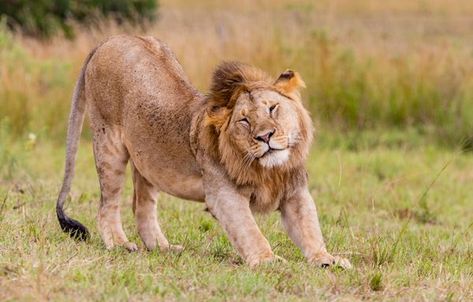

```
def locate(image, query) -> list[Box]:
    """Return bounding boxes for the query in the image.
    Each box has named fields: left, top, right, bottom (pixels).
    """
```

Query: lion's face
left=225, top=89, right=303, bottom=168
left=206, top=62, right=312, bottom=181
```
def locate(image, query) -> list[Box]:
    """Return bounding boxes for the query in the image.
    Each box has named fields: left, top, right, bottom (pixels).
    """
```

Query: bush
left=0, top=0, right=158, bottom=38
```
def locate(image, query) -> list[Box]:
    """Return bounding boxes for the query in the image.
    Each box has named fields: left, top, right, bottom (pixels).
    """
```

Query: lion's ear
left=274, top=69, right=306, bottom=100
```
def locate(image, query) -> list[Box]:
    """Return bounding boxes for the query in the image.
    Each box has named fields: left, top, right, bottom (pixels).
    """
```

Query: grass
left=0, top=131, right=472, bottom=301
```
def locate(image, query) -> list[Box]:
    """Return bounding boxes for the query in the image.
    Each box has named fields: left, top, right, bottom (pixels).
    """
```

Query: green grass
left=1, top=132, right=472, bottom=301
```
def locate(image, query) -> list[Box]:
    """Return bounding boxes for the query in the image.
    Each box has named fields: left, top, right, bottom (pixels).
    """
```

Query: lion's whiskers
left=288, top=133, right=303, bottom=147
left=241, top=150, right=255, bottom=169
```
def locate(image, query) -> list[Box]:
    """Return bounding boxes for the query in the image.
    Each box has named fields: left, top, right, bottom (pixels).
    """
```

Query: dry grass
left=1, top=0, right=472, bottom=146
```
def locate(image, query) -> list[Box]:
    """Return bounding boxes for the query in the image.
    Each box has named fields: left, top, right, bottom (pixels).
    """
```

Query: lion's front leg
left=280, top=188, right=352, bottom=269
left=203, top=167, right=276, bottom=267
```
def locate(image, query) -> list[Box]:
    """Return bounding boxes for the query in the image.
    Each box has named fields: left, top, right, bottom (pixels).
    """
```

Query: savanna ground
left=1, top=0, right=472, bottom=301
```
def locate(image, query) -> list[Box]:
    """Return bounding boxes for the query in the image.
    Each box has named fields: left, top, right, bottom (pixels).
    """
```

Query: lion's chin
left=258, top=149, right=290, bottom=168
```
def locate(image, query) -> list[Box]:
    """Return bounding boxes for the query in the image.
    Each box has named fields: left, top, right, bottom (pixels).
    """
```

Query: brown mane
left=201, top=61, right=313, bottom=188
left=208, top=61, right=272, bottom=108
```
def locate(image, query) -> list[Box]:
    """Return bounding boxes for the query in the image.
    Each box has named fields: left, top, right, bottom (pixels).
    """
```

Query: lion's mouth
left=257, top=147, right=291, bottom=168
left=260, top=147, right=285, bottom=158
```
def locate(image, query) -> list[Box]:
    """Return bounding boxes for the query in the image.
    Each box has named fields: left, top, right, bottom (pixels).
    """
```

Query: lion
left=56, top=35, right=351, bottom=269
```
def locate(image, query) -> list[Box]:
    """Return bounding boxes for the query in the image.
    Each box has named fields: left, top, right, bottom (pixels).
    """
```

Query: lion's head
left=203, top=62, right=313, bottom=185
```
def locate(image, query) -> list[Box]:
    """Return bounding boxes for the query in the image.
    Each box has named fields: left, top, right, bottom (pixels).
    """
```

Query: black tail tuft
left=57, top=207, right=90, bottom=241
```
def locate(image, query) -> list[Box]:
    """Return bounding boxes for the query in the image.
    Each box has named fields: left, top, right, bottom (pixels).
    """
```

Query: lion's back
left=84, top=35, right=199, bottom=126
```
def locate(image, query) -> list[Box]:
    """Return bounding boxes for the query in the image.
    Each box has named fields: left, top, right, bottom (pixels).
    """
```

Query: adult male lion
left=56, top=35, right=351, bottom=268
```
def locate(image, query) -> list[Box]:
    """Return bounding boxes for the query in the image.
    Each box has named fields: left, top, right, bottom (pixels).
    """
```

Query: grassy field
left=0, top=134, right=472, bottom=301
left=1, top=0, right=473, bottom=301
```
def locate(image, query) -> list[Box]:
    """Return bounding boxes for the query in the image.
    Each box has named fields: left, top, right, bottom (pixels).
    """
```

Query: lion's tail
left=56, top=48, right=97, bottom=241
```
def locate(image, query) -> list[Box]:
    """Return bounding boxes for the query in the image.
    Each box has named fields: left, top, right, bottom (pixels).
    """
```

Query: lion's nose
left=255, top=129, right=275, bottom=144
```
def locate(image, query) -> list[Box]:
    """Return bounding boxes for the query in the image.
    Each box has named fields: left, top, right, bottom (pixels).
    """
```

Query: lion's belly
left=141, top=164, right=205, bottom=201
left=124, top=124, right=205, bottom=202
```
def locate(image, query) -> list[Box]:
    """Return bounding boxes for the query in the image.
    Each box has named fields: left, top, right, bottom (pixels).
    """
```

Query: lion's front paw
left=309, top=253, right=352, bottom=270
left=124, top=241, right=139, bottom=252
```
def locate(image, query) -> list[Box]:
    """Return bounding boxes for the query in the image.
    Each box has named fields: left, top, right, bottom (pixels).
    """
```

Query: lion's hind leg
left=93, top=128, right=137, bottom=252
left=131, top=164, right=183, bottom=252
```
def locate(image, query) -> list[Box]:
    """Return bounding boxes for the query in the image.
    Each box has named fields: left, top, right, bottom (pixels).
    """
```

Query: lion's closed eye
left=238, top=117, right=250, bottom=129
left=269, top=104, right=278, bottom=117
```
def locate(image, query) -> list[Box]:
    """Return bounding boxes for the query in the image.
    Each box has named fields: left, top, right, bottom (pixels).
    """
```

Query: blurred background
left=1, top=0, right=472, bottom=149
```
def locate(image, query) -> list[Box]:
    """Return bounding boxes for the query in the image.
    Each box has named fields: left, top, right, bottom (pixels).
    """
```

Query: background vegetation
left=0, top=0, right=472, bottom=301
left=1, top=0, right=472, bottom=149
left=0, top=0, right=157, bottom=38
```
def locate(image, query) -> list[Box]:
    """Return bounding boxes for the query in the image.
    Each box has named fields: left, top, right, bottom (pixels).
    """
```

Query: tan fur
left=58, top=36, right=351, bottom=268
